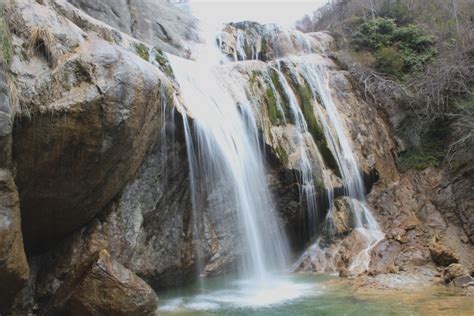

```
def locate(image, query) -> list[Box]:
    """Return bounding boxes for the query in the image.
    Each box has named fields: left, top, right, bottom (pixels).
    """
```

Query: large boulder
left=9, top=0, right=172, bottom=252
left=46, top=250, right=158, bottom=315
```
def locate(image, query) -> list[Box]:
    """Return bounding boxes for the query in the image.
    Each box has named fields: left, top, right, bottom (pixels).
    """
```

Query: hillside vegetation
left=297, top=0, right=474, bottom=172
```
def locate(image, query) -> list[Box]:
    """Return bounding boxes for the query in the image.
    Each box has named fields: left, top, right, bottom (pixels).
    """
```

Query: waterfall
left=271, top=64, right=322, bottom=235
left=167, top=28, right=289, bottom=281
left=288, top=58, right=384, bottom=274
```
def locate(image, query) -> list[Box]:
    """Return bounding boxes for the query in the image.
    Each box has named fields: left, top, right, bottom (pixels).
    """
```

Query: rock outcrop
left=0, top=8, right=30, bottom=312
left=46, top=250, right=159, bottom=315
left=67, top=0, right=198, bottom=57
left=0, top=170, right=29, bottom=312
left=9, top=0, right=173, bottom=251
left=348, top=168, right=474, bottom=291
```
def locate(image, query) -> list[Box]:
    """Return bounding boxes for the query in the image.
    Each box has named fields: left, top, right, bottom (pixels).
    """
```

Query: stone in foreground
left=46, top=250, right=158, bottom=316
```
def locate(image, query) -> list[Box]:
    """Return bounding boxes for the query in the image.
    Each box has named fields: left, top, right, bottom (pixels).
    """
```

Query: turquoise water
left=159, top=274, right=474, bottom=315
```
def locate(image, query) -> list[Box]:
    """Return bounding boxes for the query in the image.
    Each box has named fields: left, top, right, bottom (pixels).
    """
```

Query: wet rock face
left=0, top=170, right=29, bottom=313
left=47, top=250, right=158, bottom=316
left=0, top=70, right=13, bottom=167
left=220, top=22, right=333, bottom=62
left=67, top=0, right=198, bottom=57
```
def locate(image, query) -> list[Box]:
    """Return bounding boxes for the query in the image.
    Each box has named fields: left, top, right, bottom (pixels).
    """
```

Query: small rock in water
left=452, top=275, right=474, bottom=288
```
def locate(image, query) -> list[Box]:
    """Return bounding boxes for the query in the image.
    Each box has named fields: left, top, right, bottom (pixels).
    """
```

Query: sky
left=188, top=0, right=326, bottom=28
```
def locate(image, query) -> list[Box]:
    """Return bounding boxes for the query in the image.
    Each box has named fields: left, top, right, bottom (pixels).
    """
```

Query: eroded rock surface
left=9, top=0, right=173, bottom=251
left=67, top=0, right=198, bottom=57
left=0, top=170, right=29, bottom=312
left=47, top=250, right=159, bottom=316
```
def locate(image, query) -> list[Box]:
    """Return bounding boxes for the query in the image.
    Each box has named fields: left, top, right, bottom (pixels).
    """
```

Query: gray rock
left=67, top=0, right=198, bottom=57
left=453, top=275, right=474, bottom=288
left=8, top=0, right=173, bottom=251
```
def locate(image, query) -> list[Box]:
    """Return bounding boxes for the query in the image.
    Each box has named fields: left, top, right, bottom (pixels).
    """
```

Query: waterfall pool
left=158, top=274, right=474, bottom=315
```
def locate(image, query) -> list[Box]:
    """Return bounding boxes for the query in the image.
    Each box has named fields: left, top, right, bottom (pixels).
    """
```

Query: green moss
left=397, top=117, right=448, bottom=172
left=264, top=87, right=284, bottom=126
left=0, top=16, right=13, bottom=66
left=268, top=68, right=292, bottom=122
left=294, top=78, right=341, bottom=177
left=277, top=145, right=288, bottom=164
left=154, top=47, right=174, bottom=78
left=134, top=43, right=149, bottom=61
left=398, top=152, right=440, bottom=171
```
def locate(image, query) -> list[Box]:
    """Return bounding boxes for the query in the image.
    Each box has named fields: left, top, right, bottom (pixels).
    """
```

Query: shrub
left=352, top=18, right=434, bottom=77
left=375, top=45, right=404, bottom=78
left=352, top=18, right=397, bottom=51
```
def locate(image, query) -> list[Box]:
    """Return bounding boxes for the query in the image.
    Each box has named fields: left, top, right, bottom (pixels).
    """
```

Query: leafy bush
left=352, top=18, right=397, bottom=51
left=375, top=45, right=404, bottom=77
left=352, top=18, right=435, bottom=78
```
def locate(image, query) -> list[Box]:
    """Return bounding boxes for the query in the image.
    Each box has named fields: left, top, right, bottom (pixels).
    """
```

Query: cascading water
left=219, top=20, right=384, bottom=272
left=289, top=59, right=384, bottom=274
left=168, top=17, right=291, bottom=281
left=161, top=3, right=384, bottom=311
left=271, top=64, right=322, bottom=235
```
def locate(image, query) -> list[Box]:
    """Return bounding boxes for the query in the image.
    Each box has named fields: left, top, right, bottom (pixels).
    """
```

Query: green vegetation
left=276, top=145, right=288, bottom=164
left=154, top=47, right=173, bottom=78
left=134, top=43, right=149, bottom=61
left=352, top=18, right=435, bottom=78
left=292, top=77, right=341, bottom=177
left=262, top=68, right=294, bottom=126
left=264, top=87, right=285, bottom=126
left=134, top=44, right=174, bottom=78
left=296, top=0, right=474, bottom=173
left=0, top=15, right=13, bottom=66
left=268, top=68, right=292, bottom=121
left=398, top=152, right=440, bottom=171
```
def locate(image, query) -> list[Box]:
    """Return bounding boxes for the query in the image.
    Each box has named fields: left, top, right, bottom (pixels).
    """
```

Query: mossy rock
left=154, top=47, right=174, bottom=78
left=134, top=43, right=149, bottom=61
left=264, top=87, right=285, bottom=126
left=276, top=144, right=288, bottom=164
left=268, top=68, right=292, bottom=122
left=291, top=76, right=341, bottom=177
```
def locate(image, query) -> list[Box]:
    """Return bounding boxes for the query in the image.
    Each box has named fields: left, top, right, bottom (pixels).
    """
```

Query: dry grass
left=27, top=26, right=57, bottom=67
left=6, top=76, right=18, bottom=111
